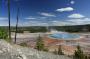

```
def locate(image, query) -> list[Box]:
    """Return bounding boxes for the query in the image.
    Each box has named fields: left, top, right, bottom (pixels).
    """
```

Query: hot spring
left=49, top=32, right=80, bottom=40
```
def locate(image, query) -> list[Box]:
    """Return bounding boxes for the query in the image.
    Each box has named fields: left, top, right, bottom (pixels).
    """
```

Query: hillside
left=0, top=39, right=72, bottom=59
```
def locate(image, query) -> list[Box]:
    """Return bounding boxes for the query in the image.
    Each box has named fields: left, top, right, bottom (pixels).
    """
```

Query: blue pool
left=49, top=33, right=80, bottom=40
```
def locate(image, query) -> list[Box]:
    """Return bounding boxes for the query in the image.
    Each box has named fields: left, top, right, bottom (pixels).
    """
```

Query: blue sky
left=0, top=0, right=90, bottom=26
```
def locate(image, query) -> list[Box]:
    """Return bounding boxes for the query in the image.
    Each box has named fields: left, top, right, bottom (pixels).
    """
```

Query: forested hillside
left=0, top=24, right=90, bottom=33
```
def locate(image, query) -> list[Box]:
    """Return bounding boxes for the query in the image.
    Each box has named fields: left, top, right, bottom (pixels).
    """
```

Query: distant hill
left=0, top=24, right=90, bottom=33
left=51, top=24, right=90, bottom=32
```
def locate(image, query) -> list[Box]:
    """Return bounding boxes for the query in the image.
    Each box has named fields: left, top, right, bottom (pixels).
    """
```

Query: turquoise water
left=49, top=33, right=80, bottom=40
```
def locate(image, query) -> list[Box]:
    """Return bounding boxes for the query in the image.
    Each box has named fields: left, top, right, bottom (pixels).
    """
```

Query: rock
left=0, top=39, right=72, bottom=59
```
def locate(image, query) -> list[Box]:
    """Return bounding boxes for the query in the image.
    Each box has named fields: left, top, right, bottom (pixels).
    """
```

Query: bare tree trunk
left=14, top=7, right=19, bottom=44
left=8, top=0, right=11, bottom=41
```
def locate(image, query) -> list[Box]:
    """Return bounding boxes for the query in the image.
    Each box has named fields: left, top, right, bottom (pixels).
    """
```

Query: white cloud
left=70, top=1, right=75, bottom=4
left=51, top=21, right=69, bottom=26
left=23, top=17, right=90, bottom=26
left=48, top=18, right=90, bottom=26
left=25, top=17, right=36, bottom=20
left=39, top=17, right=47, bottom=19
left=23, top=21, right=68, bottom=26
left=24, top=21, right=49, bottom=26
left=0, top=17, right=8, bottom=20
left=24, top=17, right=90, bottom=26
left=56, top=7, right=74, bottom=12
left=25, top=16, right=47, bottom=20
left=39, top=12, right=56, bottom=17
left=67, top=18, right=90, bottom=25
left=68, top=18, right=90, bottom=22
left=68, top=14, right=85, bottom=19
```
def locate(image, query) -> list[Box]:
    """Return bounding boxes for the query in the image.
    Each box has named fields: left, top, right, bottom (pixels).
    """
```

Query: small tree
left=36, top=35, right=44, bottom=51
left=53, top=49, right=57, bottom=55
left=84, top=55, right=88, bottom=59
left=19, top=42, right=27, bottom=47
left=88, top=56, right=90, bottom=59
left=57, top=45, right=64, bottom=55
left=73, top=45, right=85, bottom=59
left=53, top=45, right=64, bottom=55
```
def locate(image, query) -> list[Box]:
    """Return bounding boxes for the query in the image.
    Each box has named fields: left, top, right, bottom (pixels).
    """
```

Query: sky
left=0, top=0, right=90, bottom=26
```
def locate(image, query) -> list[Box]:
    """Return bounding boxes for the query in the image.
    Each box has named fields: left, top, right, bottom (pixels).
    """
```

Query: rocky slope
left=0, top=39, right=72, bottom=59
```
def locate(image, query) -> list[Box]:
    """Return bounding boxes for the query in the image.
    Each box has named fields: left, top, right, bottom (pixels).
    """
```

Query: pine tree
left=73, top=45, right=85, bottom=59
left=36, top=35, right=44, bottom=51
left=57, top=45, right=64, bottom=55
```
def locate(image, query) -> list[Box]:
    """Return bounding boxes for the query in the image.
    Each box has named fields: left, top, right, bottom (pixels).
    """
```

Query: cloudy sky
left=0, top=0, right=90, bottom=26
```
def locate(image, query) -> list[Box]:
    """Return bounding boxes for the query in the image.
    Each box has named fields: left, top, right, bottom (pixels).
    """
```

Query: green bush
left=0, top=28, right=11, bottom=42
left=0, top=28, right=8, bottom=38
left=19, top=42, right=27, bottom=47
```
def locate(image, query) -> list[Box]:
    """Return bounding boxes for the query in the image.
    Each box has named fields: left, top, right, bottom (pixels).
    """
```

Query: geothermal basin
left=49, top=32, right=80, bottom=40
